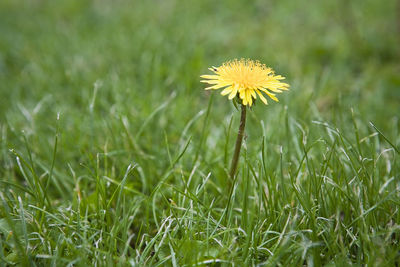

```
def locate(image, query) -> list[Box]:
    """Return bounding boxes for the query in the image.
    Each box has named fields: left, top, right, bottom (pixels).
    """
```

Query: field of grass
left=1, top=0, right=399, bottom=265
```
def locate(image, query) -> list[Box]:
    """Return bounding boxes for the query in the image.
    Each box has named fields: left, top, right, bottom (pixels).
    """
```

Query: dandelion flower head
left=201, top=59, right=289, bottom=106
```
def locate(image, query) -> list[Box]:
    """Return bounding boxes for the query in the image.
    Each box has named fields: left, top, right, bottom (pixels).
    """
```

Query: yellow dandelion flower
left=201, top=59, right=289, bottom=106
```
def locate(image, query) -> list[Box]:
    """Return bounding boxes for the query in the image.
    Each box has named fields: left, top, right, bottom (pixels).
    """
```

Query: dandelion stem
left=229, top=104, right=246, bottom=179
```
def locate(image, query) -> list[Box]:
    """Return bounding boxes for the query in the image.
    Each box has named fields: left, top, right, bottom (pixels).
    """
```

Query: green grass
left=1, top=0, right=399, bottom=265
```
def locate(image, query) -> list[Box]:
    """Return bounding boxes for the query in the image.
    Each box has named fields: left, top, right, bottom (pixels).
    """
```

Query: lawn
left=0, top=0, right=399, bottom=265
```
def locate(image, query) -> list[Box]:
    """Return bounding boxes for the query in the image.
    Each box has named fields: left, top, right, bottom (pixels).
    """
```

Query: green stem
left=224, top=104, right=247, bottom=227
left=229, top=104, right=246, bottom=179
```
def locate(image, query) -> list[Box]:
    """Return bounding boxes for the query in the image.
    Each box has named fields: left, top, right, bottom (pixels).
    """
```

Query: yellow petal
left=200, top=75, right=219, bottom=79
left=266, top=91, right=278, bottom=102
left=250, top=89, right=256, bottom=99
left=220, top=87, right=232, bottom=96
left=256, top=90, right=268, bottom=105
left=259, top=88, right=278, bottom=102
left=267, top=88, right=283, bottom=93
left=200, top=80, right=219, bottom=84
left=274, top=75, right=285, bottom=80
left=247, top=90, right=253, bottom=106
left=228, top=86, right=238, bottom=99
left=205, top=84, right=227, bottom=90
left=243, top=97, right=248, bottom=105
left=239, top=90, right=245, bottom=100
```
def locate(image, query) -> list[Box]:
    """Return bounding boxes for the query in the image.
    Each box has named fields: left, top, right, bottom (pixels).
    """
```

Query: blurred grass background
left=0, top=0, right=399, bottom=265
left=1, top=0, right=399, bottom=174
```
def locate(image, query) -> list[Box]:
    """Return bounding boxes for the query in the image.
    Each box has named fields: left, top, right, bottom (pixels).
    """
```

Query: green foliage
left=0, top=0, right=399, bottom=265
